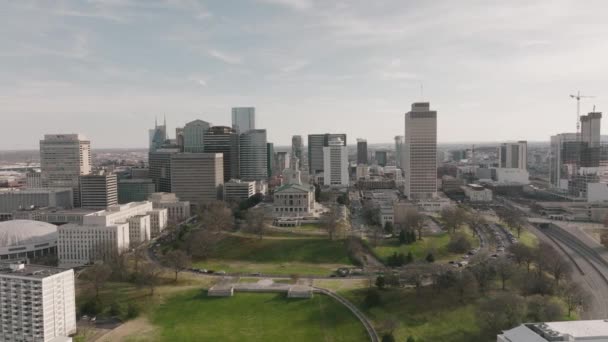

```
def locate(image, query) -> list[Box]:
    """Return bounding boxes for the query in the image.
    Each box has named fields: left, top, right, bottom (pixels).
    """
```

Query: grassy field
left=343, top=287, right=480, bottom=342
left=373, top=226, right=479, bottom=263
left=192, top=235, right=353, bottom=276
left=151, top=291, right=369, bottom=342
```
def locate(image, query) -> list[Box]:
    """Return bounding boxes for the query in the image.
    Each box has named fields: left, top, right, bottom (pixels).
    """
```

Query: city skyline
left=2, top=1, right=608, bottom=149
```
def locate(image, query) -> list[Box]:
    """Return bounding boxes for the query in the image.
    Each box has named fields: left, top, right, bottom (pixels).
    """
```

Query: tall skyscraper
left=149, top=117, right=167, bottom=152
left=308, top=133, right=347, bottom=176
left=291, top=135, right=303, bottom=168
left=550, top=133, right=580, bottom=188
left=375, top=150, right=388, bottom=167
left=404, top=102, right=437, bottom=200
left=498, top=141, right=528, bottom=169
left=204, top=126, right=240, bottom=182
left=581, top=112, right=602, bottom=148
left=232, top=107, right=255, bottom=133
left=183, top=119, right=211, bottom=153
left=170, top=153, right=224, bottom=206
left=323, top=136, right=349, bottom=187
left=395, top=136, right=404, bottom=168
left=40, top=134, right=92, bottom=207
left=239, top=129, right=268, bottom=181
left=267, top=143, right=275, bottom=178
left=357, top=139, right=368, bottom=165
left=80, top=172, right=118, bottom=209
left=149, top=148, right=180, bottom=192
left=275, top=151, right=291, bottom=174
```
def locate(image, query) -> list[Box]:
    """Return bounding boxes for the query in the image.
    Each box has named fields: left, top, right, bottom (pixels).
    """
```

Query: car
left=206, top=270, right=215, bottom=274
left=497, top=247, right=505, bottom=252
left=198, top=269, right=208, bottom=273
left=490, top=254, right=499, bottom=258
left=448, top=260, right=456, bottom=264
left=216, top=270, right=226, bottom=275
left=463, top=255, right=470, bottom=260
left=458, top=261, right=469, bottom=267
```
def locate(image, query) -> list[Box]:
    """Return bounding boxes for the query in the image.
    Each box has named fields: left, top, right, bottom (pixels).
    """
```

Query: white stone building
left=498, top=320, right=608, bottom=342
left=58, top=222, right=130, bottom=267
left=148, top=193, right=191, bottom=223
left=0, top=262, right=76, bottom=342
left=273, top=184, right=316, bottom=217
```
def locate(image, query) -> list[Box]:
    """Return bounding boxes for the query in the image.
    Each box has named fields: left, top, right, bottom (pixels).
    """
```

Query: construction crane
left=570, top=91, right=595, bottom=133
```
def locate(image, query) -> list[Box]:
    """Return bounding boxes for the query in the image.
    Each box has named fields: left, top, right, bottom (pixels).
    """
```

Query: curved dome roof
left=0, top=220, right=58, bottom=247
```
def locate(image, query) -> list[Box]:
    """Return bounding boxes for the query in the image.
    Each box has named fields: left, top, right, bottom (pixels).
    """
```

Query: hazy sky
left=2, top=0, right=608, bottom=149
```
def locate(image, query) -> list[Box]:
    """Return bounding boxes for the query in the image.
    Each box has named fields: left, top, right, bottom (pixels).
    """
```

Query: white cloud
left=257, top=0, right=313, bottom=11
left=208, top=49, right=242, bottom=65
left=280, top=60, right=309, bottom=73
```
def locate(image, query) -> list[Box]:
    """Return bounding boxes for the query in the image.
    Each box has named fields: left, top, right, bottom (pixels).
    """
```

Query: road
left=528, top=223, right=608, bottom=319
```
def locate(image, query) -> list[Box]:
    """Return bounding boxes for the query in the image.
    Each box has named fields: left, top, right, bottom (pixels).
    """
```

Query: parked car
left=216, top=270, right=226, bottom=275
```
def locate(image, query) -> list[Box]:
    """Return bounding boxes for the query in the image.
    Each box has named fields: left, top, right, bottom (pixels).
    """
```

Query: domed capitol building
left=0, top=220, right=57, bottom=260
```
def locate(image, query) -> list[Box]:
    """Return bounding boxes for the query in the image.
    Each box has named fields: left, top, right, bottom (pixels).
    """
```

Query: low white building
left=0, top=262, right=76, bottom=342
left=148, top=208, right=168, bottom=238
left=224, top=179, right=256, bottom=202
left=273, top=183, right=316, bottom=217
left=462, top=184, right=493, bottom=202
left=84, top=202, right=165, bottom=243
left=493, top=167, right=530, bottom=185
left=499, top=320, right=608, bottom=342
left=58, top=222, right=130, bottom=267
left=149, top=193, right=191, bottom=223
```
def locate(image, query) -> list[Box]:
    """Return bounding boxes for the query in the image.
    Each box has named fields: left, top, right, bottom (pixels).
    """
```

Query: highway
left=529, top=223, right=608, bottom=319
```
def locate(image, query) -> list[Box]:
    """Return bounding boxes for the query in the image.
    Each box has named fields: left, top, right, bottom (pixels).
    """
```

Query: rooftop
left=0, top=262, right=71, bottom=279
left=0, top=220, right=58, bottom=247
left=501, top=321, right=608, bottom=342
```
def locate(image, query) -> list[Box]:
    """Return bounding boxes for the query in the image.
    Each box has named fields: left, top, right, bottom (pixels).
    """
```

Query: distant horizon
left=0, top=140, right=551, bottom=153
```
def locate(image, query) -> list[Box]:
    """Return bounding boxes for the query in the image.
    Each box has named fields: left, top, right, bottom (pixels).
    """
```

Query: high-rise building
left=498, top=141, right=528, bottom=169
left=291, top=135, right=304, bottom=168
left=395, top=136, right=404, bottom=168
left=148, top=148, right=179, bottom=192
left=581, top=112, right=602, bottom=148
left=240, top=130, right=268, bottom=181
left=149, top=117, right=167, bottom=152
left=118, top=179, right=156, bottom=204
left=267, top=143, right=275, bottom=178
left=375, top=150, right=388, bottom=167
left=323, top=136, right=349, bottom=187
left=404, top=102, right=437, bottom=200
left=357, top=139, right=368, bottom=165
left=232, top=107, right=255, bottom=133
left=40, top=134, right=91, bottom=207
left=550, top=133, right=580, bottom=189
left=224, top=179, right=256, bottom=202
left=79, top=173, right=118, bottom=209
left=170, top=153, right=224, bottom=206
left=25, top=171, right=42, bottom=188
left=308, top=134, right=347, bottom=176
left=183, top=119, right=211, bottom=153
left=204, top=126, right=240, bottom=182
left=0, top=262, right=76, bottom=342
left=175, top=127, right=184, bottom=151
left=275, top=152, right=291, bottom=174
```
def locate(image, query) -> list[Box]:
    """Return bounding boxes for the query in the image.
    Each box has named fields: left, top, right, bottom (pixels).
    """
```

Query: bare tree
left=85, top=263, right=112, bottom=300
left=186, top=229, right=223, bottom=260
left=132, top=247, right=147, bottom=274
left=245, top=208, right=266, bottom=239
left=470, top=257, right=496, bottom=295
left=137, top=262, right=163, bottom=296
left=322, top=205, right=344, bottom=240
left=560, top=282, right=590, bottom=317
left=494, top=259, right=515, bottom=291
left=535, top=242, right=572, bottom=286
left=454, top=269, right=478, bottom=303
left=440, top=206, right=468, bottom=234
left=508, top=244, right=534, bottom=271
left=163, top=250, right=192, bottom=282
left=198, top=201, right=234, bottom=232
left=496, top=207, right=527, bottom=238
left=380, top=318, right=400, bottom=336
left=402, top=208, right=427, bottom=241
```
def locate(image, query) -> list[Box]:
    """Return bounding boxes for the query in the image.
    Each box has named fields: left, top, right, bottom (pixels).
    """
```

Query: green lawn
left=374, top=227, right=479, bottom=264
left=151, top=291, right=369, bottom=342
left=343, top=287, right=480, bottom=342
left=193, top=235, right=353, bottom=276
